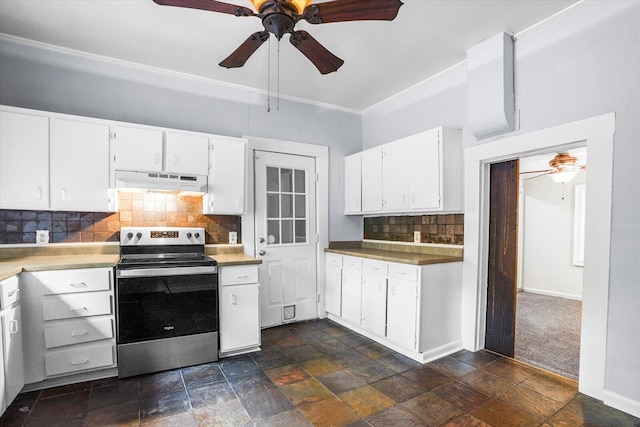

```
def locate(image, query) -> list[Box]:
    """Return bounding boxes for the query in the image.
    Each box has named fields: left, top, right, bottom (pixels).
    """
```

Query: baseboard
left=604, top=389, right=640, bottom=418
left=420, top=340, right=464, bottom=363
left=521, top=287, right=583, bottom=301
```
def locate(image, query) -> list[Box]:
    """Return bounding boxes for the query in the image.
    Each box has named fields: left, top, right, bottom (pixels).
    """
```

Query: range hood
left=115, top=170, right=207, bottom=195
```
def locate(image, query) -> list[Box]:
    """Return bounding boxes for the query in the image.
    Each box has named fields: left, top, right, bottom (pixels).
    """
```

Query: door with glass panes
left=254, top=151, right=317, bottom=327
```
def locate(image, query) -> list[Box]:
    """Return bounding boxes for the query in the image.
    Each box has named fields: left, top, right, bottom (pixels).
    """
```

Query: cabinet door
left=386, top=278, right=418, bottom=350
left=344, top=152, right=362, bottom=214
left=165, top=132, right=209, bottom=175
left=341, top=268, right=362, bottom=325
left=361, top=273, right=387, bottom=336
left=219, top=284, right=260, bottom=353
left=2, top=305, right=25, bottom=407
left=203, top=138, right=246, bottom=215
left=51, top=118, right=113, bottom=211
left=408, top=129, right=440, bottom=210
left=382, top=139, right=410, bottom=211
left=112, top=125, right=163, bottom=172
left=0, top=110, right=49, bottom=209
left=325, top=265, right=342, bottom=316
left=361, top=146, right=383, bottom=213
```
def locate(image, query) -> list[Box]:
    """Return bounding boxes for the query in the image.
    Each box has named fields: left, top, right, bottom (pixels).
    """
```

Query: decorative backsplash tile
left=0, top=193, right=240, bottom=244
left=364, top=214, right=464, bottom=245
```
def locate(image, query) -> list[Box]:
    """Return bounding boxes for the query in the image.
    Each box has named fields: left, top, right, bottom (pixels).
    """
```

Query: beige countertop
left=325, top=240, right=463, bottom=266
left=0, top=244, right=261, bottom=281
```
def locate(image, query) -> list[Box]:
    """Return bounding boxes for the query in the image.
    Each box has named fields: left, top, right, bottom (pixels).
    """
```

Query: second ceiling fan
left=153, top=0, right=404, bottom=74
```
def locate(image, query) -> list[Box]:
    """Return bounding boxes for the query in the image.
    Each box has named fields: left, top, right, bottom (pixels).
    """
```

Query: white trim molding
left=604, top=390, right=640, bottom=419
left=461, top=113, right=615, bottom=402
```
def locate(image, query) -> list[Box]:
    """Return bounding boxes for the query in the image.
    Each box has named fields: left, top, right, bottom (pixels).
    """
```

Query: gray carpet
left=515, top=291, right=582, bottom=380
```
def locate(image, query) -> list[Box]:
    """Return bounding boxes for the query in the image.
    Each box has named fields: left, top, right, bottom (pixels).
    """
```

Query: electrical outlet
left=228, top=231, right=237, bottom=245
left=414, top=231, right=421, bottom=243
left=36, top=229, right=49, bottom=244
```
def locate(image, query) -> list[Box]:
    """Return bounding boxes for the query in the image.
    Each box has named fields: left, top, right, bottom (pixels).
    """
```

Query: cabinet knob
left=259, top=250, right=266, bottom=256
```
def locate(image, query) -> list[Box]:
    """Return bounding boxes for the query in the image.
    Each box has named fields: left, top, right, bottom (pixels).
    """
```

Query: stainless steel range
left=115, top=226, right=218, bottom=378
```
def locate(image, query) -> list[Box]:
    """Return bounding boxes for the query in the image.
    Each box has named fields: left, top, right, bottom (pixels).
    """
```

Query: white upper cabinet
left=111, top=125, right=164, bottom=172
left=51, top=118, right=113, bottom=211
left=346, top=127, right=462, bottom=215
left=203, top=137, right=247, bottom=215
left=361, top=146, right=383, bottom=213
left=344, top=152, right=361, bottom=214
left=0, top=109, right=50, bottom=210
left=165, top=132, right=209, bottom=176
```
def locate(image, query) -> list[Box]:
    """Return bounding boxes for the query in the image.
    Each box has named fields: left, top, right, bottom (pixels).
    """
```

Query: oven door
left=115, top=266, right=218, bottom=345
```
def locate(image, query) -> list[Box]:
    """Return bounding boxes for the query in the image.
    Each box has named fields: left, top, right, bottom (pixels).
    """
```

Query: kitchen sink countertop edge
left=325, top=240, right=463, bottom=265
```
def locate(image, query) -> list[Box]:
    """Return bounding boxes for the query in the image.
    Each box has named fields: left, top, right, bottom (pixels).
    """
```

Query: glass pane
left=267, top=167, right=279, bottom=192
left=281, top=169, right=292, bottom=192
left=295, top=195, right=305, bottom=218
left=267, top=194, right=279, bottom=219
left=281, top=194, right=293, bottom=218
left=294, top=169, right=305, bottom=193
left=295, top=220, right=306, bottom=243
left=282, top=220, right=293, bottom=244
left=267, top=220, right=280, bottom=244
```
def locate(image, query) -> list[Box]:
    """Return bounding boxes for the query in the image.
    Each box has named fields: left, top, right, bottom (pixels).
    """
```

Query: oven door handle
left=116, top=266, right=218, bottom=278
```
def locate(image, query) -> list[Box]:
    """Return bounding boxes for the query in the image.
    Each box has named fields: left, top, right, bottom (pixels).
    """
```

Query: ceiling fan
left=521, top=152, right=587, bottom=183
left=153, top=0, right=404, bottom=74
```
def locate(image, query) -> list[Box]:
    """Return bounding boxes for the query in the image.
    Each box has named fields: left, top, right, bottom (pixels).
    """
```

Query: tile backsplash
left=364, top=214, right=464, bottom=245
left=0, top=193, right=240, bottom=244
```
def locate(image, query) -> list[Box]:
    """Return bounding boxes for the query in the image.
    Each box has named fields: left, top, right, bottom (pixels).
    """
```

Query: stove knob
left=126, top=232, right=133, bottom=239
left=186, top=232, right=192, bottom=239
left=136, top=232, right=142, bottom=239
left=194, top=232, right=200, bottom=239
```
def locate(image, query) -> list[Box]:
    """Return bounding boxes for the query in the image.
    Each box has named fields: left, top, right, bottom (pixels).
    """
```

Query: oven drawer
left=45, top=344, right=114, bottom=377
left=221, top=265, right=258, bottom=286
left=44, top=317, right=114, bottom=349
left=43, top=292, right=112, bottom=321
left=38, top=268, right=111, bottom=295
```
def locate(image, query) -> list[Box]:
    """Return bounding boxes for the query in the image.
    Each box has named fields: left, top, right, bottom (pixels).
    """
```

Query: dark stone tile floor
left=2, top=318, right=639, bottom=426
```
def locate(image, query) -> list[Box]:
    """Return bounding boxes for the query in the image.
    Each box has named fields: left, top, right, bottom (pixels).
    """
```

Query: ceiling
left=0, top=0, right=578, bottom=112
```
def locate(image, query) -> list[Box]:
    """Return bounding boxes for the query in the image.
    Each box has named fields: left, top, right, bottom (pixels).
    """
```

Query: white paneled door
left=254, top=151, right=317, bottom=327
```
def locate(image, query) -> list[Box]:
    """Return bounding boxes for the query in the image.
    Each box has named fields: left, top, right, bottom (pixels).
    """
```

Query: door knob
left=259, top=237, right=265, bottom=243
left=259, top=250, right=266, bottom=256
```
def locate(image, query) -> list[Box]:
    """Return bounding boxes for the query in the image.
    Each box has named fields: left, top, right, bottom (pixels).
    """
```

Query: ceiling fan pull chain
left=267, top=36, right=271, bottom=113
left=277, top=38, right=281, bottom=111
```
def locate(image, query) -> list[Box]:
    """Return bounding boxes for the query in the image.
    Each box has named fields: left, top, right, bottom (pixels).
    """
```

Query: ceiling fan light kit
left=153, top=0, right=403, bottom=74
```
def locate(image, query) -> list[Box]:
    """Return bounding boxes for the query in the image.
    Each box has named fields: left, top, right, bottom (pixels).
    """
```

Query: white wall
left=363, top=0, right=640, bottom=410
left=521, top=171, right=585, bottom=299
left=0, top=36, right=363, bottom=242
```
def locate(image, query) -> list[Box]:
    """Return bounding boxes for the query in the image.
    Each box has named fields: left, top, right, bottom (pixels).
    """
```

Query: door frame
left=241, top=135, right=329, bottom=322
left=461, top=113, right=615, bottom=402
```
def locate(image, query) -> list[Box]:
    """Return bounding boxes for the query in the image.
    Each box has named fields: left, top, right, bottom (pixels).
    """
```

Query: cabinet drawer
left=343, top=256, right=362, bottom=270
left=326, top=253, right=343, bottom=268
left=220, top=265, right=258, bottom=286
left=363, top=259, right=388, bottom=276
left=43, top=292, right=112, bottom=321
left=44, top=317, right=114, bottom=349
left=388, top=263, right=419, bottom=282
left=1, top=275, right=20, bottom=308
left=38, top=268, right=111, bottom=295
left=45, top=344, right=114, bottom=377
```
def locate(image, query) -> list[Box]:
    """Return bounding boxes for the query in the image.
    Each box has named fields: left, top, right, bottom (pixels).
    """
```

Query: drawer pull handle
left=7, top=289, right=19, bottom=297
left=69, top=307, right=88, bottom=311
left=9, top=320, right=19, bottom=334
left=71, top=330, right=88, bottom=337
left=232, top=294, right=237, bottom=305
left=72, top=359, right=89, bottom=365
left=400, top=272, right=407, bottom=275
left=236, top=275, right=249, bottom=279
left=69, top=282, right=88, bottom=288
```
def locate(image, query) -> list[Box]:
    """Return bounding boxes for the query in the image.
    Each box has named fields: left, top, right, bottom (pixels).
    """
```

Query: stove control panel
left=121, top=227, right=205, bottom=246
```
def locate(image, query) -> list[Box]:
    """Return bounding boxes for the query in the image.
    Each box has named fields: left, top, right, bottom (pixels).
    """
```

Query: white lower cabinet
left=325, top=253, right=342, bottom=316
left=20, top=268, right=116, bottom=386
left=1, top=276, right=25, bottom=416
left=325, top=253, right=462, bottom=363
left=219, top=265, right=260, bottom=355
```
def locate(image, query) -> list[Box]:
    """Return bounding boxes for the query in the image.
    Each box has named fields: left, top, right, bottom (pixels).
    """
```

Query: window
left=266, top=166, right=307, bottom=245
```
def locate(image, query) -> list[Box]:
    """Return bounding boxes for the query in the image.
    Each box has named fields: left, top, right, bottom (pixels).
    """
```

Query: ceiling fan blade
left=521, top=169, right=553, bottom=174
left=290, top=31, right=344, bottom=74
left=219, top=31, right=269, bottom=68
left=302, top=0, right=403, bottom=24
left=153, top=0, right=255, bottom=17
